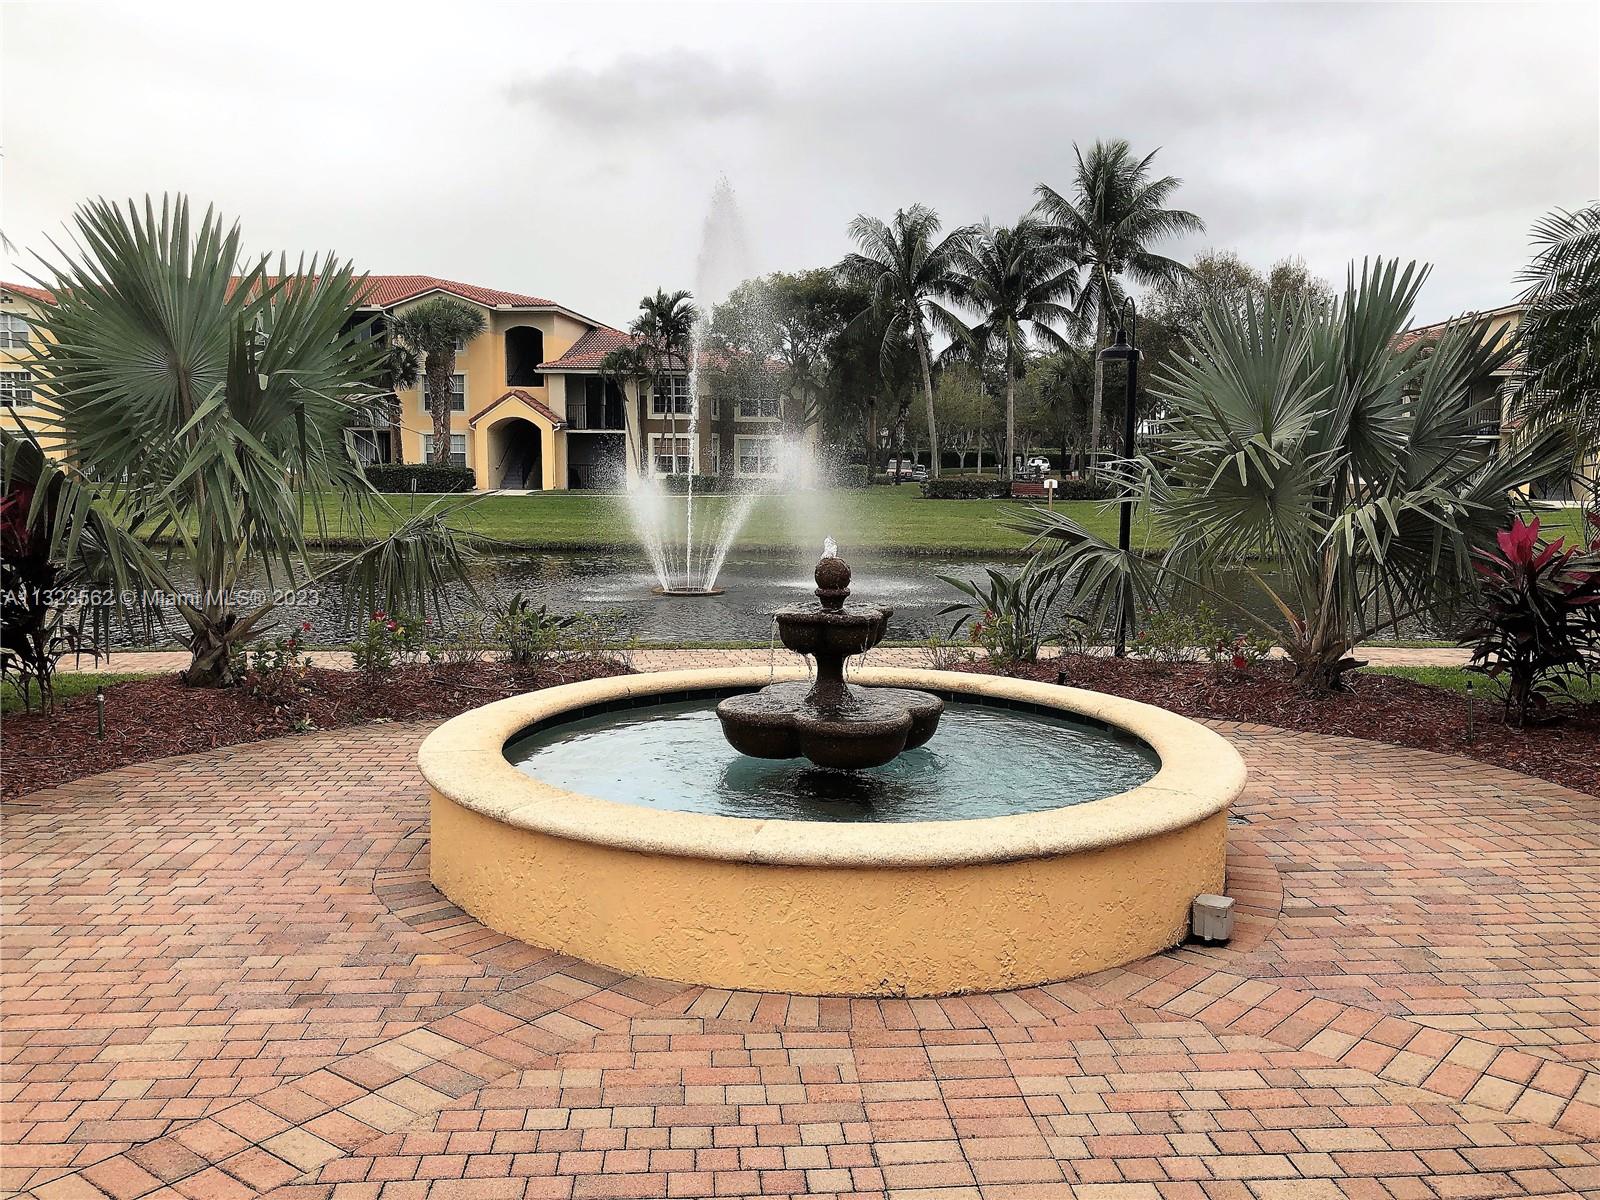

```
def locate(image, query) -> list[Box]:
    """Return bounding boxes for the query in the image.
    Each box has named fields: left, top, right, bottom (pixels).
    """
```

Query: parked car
left=890, top=461, right=928, bottom=482
left=1025, top=456, right=1053, bottom=476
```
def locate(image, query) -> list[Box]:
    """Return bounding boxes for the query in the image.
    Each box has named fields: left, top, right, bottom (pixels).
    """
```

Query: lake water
left=116, top=548, right=1454, bottom=647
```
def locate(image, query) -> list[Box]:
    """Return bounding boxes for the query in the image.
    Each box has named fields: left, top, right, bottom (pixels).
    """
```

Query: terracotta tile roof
left=538, top=327, right=637, bottom=371
left=231, top=274, right=553, bottom=308
left=470, top=389, right=566, bottom=429
left=2, top=281, right=54, bottom=304
left=4, top=275, right=556, bottom=312
left=348, top=275, right=554, bottom=308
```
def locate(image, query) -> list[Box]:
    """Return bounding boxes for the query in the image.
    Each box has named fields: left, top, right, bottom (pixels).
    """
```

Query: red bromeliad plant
left=1464, top=514, right=1600, bottom=725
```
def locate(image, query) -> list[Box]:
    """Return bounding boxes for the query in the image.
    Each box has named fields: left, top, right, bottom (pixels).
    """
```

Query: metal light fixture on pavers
left=1191, top=893, right=1234, bottom=943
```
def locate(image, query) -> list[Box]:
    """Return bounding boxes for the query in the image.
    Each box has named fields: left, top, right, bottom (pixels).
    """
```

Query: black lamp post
left=1097, top=303, right=1141, bottom=657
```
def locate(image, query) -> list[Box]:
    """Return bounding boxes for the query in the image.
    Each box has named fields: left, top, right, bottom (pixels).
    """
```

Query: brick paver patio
left=3, top=711, right=1597, bottom=1198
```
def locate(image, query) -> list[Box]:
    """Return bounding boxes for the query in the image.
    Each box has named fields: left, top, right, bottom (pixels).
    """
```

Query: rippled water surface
left=504, top=697, right=1160, bottom=822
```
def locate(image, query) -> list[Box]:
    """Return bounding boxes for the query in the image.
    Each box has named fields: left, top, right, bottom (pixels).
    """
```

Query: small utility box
left=1191, top=894, right=1235, bottom=943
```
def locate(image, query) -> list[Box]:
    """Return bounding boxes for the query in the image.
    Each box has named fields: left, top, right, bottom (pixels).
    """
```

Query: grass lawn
left=1364, top=664, right=1600, bottom=705
left=2, top=671, right=155, bottom=715
left=303, top=487, right=1157, bottom=557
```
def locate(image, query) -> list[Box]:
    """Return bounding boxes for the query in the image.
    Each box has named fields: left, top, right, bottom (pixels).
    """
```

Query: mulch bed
left=6, top=654, right=1596, bottom=801
left=1, top=659, right=630, bottom=801
left=964, top=656, right=1600, bottom=798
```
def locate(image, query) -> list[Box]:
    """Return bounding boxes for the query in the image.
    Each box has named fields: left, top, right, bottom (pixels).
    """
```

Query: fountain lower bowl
left=651, top=585, right=727, bottom=597
left=420, top=666, right=1246, bottom=997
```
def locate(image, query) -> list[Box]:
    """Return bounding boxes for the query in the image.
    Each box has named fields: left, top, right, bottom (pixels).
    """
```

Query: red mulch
left=1, top=659, right=630, bottom=801
left=964, top=656, right=1600, bottom=798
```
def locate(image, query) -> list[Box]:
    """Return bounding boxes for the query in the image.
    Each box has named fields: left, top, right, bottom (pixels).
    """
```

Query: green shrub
left=363, top=463, right=476, bottom=493
left=937, top=559, right=1081, bottom=666
left=1050, top=477, right=1117, bottom=501
left=492, top=594, right=580, bottom=667
left=835, top=464, right=871, bottom=489
left=922, top=478, right=1012, bottom=500
left=1133, top=601, right=1273, bottom=670
left=240, top=626, right=314, bottom=715
left=871, top=473, right=897, bottom=486
left=351, top=610, right=427, bottom=677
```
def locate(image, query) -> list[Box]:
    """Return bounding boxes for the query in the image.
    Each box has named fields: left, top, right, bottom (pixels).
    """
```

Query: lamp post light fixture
left=1097, top=302, right=1141, bottom=658
left=95, top=686, right=106, bottom=739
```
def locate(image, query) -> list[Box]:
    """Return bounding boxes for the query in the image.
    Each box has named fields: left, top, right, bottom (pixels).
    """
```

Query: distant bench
left=1010, top=481, right=1051, bottom=499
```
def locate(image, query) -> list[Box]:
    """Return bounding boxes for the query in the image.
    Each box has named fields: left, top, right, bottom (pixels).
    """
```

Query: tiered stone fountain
left=716, top=548, right=943, bottom=769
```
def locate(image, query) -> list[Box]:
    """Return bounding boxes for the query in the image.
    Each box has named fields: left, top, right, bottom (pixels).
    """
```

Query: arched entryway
left=488, top=417, right=543, bottom=490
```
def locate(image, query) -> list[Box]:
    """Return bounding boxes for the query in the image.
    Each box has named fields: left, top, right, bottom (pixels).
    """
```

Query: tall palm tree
left=390, top=296, right=487, bottom=466
left=1515, top=203, right=1600, bottom=465
left=17, top=195, right=473, bottom=685
left=838, top=205, right=972, bottom=479
left=600, top=288, right=699, bottom=478
left=951, top=218, right=1080, bottom=477
left=1035, top=140, right=1204, bottom=474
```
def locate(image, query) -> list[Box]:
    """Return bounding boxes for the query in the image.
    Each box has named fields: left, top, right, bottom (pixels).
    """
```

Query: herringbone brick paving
left=4, top=704, right=1597, bottom=1198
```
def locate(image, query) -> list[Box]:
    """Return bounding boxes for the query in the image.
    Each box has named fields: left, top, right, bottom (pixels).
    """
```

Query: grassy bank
left=305, top=489, right=1589, bottom=558
left=303, top=487, right=1153, bottom=556
left=1365, top=664, right=1600, bottom=704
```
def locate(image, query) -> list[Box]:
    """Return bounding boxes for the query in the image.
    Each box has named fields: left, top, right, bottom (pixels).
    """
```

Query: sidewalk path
left=65, top=643, right=1472, bottom=676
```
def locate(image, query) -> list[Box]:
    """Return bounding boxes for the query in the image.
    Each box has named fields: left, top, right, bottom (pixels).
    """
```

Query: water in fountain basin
left=505, top=697, right=1159, bottom=822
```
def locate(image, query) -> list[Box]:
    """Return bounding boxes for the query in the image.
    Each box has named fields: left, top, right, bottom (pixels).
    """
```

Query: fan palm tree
left=390, top=296, right=486, bottom=465
left=1515, top=203, right=1600, bottom=463
left=950, top=218, right=1080, bottom=477
left=1016, top=258, right=1575, bottom=694
left=17, top=195, right=474, bottom=685
left=1035, top=140, right=1204, bottom=475
left=838, top=205, right=973, bottom=480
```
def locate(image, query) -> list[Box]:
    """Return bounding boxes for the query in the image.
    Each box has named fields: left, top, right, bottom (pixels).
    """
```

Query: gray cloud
left=4, top=2, right=1596, bottom=327
left=504, top=50, right=775, bottom=131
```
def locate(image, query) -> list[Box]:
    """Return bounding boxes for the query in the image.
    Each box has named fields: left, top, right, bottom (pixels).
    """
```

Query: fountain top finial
left=814, top=553, right=851, bottom=611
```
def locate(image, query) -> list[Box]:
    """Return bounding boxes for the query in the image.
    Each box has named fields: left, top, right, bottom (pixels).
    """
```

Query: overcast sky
left=3, top=2, right=1596, bottom=327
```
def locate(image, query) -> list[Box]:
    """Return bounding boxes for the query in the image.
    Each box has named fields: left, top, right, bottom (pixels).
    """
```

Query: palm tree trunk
left=428, top=351, right=453, bottom=465
left=1004, top=362, right=1017, bottom=481
left=1088, top=306, right=1105, bottom=479
left=915, top=327, right=940, bottom=479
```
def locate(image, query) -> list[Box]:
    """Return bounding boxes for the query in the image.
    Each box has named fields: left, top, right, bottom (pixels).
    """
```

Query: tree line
left=603, top=138, right=1341, bottom=482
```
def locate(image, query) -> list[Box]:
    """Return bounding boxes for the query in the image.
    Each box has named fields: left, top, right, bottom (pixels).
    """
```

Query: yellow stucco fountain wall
left=421, top=667, right=1245, bottom=997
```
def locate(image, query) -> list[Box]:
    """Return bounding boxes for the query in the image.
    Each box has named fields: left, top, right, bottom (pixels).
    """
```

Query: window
left=347, top=428, right=386, bottom=465
left=421, top=373, right=466, bottom=412
left=0, top=314, right=30, bottom=350
left=651, top=435, right=693, bottom=476
left=652, top=376, right=691, bottom=415
left=736, top=435, right=779, bottom=477
left=737, top=396, right=781, bottom=420
left=422, top=433, right=469, bottom=468
left=0, top=370, right=31, bottom=406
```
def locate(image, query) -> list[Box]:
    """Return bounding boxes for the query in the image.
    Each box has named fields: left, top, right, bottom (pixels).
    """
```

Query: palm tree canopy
left=949, top=217, right=1082, bottom=371
left=390, top=296, right=487, bottom=356
left=1034, top=139, right=1205, bottom=328
left=17, top=194, right=476, bottom=677
left=1515, top=203, right=1600, bottom=452
left=630, top=288, right=699, bottom=373
left=1017, top=257, right=1575, bottom=685
left=837, top=204, right=973, bottom=371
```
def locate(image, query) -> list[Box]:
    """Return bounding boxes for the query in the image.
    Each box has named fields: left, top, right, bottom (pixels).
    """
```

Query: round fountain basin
left=421, top=667, right=1246, bottom=996
left=651, top=585, right=727, bottom=597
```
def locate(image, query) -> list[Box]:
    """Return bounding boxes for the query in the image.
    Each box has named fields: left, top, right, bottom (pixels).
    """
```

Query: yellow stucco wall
left=422, top=667, right=1244, bottom=998
left=431, top=791, right=1226, bottom=996
left=0, top=293, right=63, bottom=455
